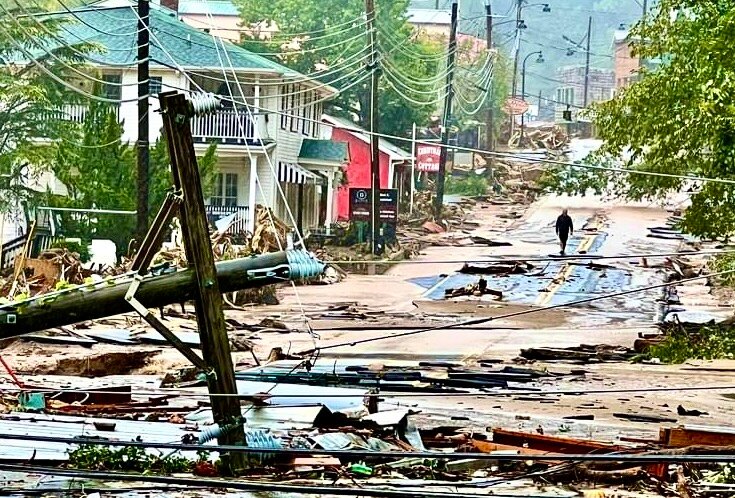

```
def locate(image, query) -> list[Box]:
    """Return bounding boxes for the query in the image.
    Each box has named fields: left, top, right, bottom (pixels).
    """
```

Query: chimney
left=161, top=0, right=179, bottom=12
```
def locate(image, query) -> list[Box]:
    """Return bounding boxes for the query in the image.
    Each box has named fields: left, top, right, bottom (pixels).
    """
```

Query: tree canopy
left=235, top=0, right=444, bottom=137
left=0, top=10, right=89, bottom=214
left=48, top=99, right=217, bottom=256
left=543, top=0, right=735, bottom=239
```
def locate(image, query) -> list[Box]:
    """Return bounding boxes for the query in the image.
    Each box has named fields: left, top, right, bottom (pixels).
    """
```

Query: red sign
left=416, top=144, right=441, bottom=172
left=503, top=97, right=529, bottom=115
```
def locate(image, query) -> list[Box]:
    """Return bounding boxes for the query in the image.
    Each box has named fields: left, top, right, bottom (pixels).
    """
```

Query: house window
left=302, top=93, right=311, bottom=136
left=210, top=173, right=238, bottom=207
left=280, top=85, right=288, bottom=129
left=102, top=74, right=122, bottom=101
left=150, top=76, right=162, bottom=95
left=290, top=88, right=300, bottom=132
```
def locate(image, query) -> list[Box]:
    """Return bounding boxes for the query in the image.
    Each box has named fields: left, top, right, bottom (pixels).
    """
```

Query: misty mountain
left=411, top=0, right=645, bottom=101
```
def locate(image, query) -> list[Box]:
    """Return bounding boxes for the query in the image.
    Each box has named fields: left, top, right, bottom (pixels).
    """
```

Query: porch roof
left=298, top=139, right=349, bottom=164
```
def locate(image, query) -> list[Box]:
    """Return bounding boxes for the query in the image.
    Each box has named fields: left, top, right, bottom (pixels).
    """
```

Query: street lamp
left=520, top=50, right=544, bottom=144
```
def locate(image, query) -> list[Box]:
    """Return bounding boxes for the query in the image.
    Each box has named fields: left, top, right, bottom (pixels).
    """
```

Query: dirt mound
left=34, top=351, right=158, bottom=377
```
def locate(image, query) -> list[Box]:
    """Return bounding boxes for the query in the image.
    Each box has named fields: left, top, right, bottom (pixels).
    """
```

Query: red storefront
left=322, top=115, right=412, bottom=221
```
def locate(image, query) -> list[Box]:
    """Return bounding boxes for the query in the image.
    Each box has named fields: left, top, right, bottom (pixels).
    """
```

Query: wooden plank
left=492, top=428, right=623, bottom=454
left=663, top=426, right=735, bottom=448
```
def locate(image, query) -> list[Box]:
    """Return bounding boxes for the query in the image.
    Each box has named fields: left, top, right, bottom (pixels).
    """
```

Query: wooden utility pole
left=365, top=0, right=381, bottom=254
left=511, top=0, right=523, bottom=97
left=136, top=0, right=150, bottom=240
left=583, top=16, right=592, bottom=107
left=639, top=0, right=648, bottom=70
left=434, top=0, right=459, bottom=219
left=158, top=92, right=244, bottom=472
left=485, top=1, right=494, bottom=152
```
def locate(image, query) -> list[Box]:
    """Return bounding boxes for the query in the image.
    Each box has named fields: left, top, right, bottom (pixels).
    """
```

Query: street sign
left=349, top=188, right=398, bottom=222
left=416, top=144, right=441, bottom=172
left=503, top=97, right=529, bottom=115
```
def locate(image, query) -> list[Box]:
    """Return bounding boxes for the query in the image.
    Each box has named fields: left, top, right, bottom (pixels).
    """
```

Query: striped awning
left=278, top=162, right=324, bottom=185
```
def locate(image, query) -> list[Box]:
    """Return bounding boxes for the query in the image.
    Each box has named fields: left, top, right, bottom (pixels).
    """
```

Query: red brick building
left=613, top=28, right=640, bottom=90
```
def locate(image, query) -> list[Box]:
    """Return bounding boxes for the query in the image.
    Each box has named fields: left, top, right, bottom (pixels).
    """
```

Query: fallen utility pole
left=365, top=0, right=381, bottom=255
left=434, top=0, right=459, bottom=219
left=0, top=250, right=323, bottom=337
left=157, top=91, right=241, bottom=471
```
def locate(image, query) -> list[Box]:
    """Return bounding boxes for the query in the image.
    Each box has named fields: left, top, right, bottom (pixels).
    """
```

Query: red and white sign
left=503, top=97, right=529, bottom=115
left=416, top=144, right=441, bottom=172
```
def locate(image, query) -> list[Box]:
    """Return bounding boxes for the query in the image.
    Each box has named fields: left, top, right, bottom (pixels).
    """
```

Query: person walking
left=555, top=209, right=573, bottom=255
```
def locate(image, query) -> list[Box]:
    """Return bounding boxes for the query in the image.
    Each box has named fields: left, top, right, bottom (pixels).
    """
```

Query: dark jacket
left=556, top=214, right=573, bottom=237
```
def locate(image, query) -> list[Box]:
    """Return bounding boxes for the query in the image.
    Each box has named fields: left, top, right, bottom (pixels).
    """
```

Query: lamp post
left=520, top=50, right=544, bottom=144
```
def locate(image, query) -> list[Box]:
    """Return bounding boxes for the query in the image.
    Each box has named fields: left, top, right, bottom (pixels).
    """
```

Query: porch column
left=253, top=77, right=261, bottom=140
left=325, top=171, right=335, bottom=235
left=247, top=156, right=257, bottom=233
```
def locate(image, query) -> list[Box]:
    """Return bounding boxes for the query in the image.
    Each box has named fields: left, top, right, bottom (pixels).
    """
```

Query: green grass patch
left=445, top=174, right=488, bottom=197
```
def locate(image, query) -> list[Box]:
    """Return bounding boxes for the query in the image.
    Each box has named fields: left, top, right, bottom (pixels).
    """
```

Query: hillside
left=410, top=0, right=645, bottom=100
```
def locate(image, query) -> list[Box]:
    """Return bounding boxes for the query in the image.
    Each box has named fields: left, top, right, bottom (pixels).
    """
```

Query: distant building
left=554, top=66, right=614, bottom=122
left=613, top=28, right=640, bottom=90
left=406, top=8, right=486, bottom=60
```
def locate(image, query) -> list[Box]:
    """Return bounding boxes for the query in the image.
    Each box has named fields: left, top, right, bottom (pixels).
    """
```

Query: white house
left=1, top=0, right=348, bottom=255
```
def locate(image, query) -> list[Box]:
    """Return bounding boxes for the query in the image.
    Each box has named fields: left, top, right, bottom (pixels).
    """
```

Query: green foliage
left=646, top=325, right=735, bottom=364
left=707, top=464, right=735, bottom=484
left=445, top=173, right=488, bottom=196
left=544, top=1, right=735, bottom=239
left=710, top=251, right=735, bottom=288
left=0, top=9, right=92, bottom=214
left=49, top=99, right=218, bottom=258
left=68, top=444, right=193, bottom=474
left=50, top=239, right=91, bottom=262
left=235, top=0, right=441, bottom=137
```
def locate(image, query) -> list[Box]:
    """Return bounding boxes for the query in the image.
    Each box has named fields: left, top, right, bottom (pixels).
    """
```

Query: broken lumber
left=491, top=428, right=624, bottom=454
left=0, top=250, right=324, bottom=336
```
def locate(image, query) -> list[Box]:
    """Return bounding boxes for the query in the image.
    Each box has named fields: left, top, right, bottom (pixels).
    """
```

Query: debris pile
left=445, top=277, right=503, bottom=300
left=501, top=122, right=570, bottom=151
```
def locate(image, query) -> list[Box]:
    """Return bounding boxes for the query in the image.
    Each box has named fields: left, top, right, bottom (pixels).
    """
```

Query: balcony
left=49, top=104, right=120, bottom=124
left=191, top=109, right=260, bottom=145
left=205, top=205, right=249, bottom=234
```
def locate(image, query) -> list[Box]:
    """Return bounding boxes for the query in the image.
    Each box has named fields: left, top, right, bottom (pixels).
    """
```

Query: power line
left=305, top=267, right=735, bottom=354
left=2, top=433, right=735, bottom=463
left=324, top=249, right=735, bottom=265
left=1, top=383, right=734, bottom=400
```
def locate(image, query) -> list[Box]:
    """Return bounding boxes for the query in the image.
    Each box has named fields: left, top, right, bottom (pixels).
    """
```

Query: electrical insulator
left=187, top=92, right=221, bottom=117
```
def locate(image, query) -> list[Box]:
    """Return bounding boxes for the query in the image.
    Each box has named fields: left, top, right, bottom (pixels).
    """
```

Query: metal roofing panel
left=0, top=412, right=202, bottom=462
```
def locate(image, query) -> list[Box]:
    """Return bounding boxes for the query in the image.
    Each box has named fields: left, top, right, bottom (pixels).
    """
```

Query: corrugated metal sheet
left=0, top=412, right=202, bottom=462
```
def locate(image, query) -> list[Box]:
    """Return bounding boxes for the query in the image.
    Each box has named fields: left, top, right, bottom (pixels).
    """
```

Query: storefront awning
left=278, top=162, right=324, bottom=185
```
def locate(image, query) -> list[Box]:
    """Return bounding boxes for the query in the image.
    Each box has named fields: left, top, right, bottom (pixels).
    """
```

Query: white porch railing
left=50, top=104, right=120, bottom=124
left=191, top=109, right=256, bottom=143
left=205, top=205, right=249, bottom=234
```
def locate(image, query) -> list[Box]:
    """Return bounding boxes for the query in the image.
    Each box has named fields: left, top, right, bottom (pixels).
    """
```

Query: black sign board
left=349, top=188, right=398, bottom=222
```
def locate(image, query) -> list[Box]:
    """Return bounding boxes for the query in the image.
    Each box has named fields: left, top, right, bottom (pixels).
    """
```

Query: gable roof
left=33, top=1, right=301, bottom=76
left=322, top=114, right=411, bottom=162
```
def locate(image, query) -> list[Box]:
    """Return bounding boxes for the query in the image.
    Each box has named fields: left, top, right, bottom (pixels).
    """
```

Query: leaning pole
left=0, top=250, right=324, bottom=337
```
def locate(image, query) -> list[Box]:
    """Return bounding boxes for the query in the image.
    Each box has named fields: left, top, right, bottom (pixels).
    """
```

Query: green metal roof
left=36, top=3, right=299, bottom=75
left=299, top=139, right=349, bottom=163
